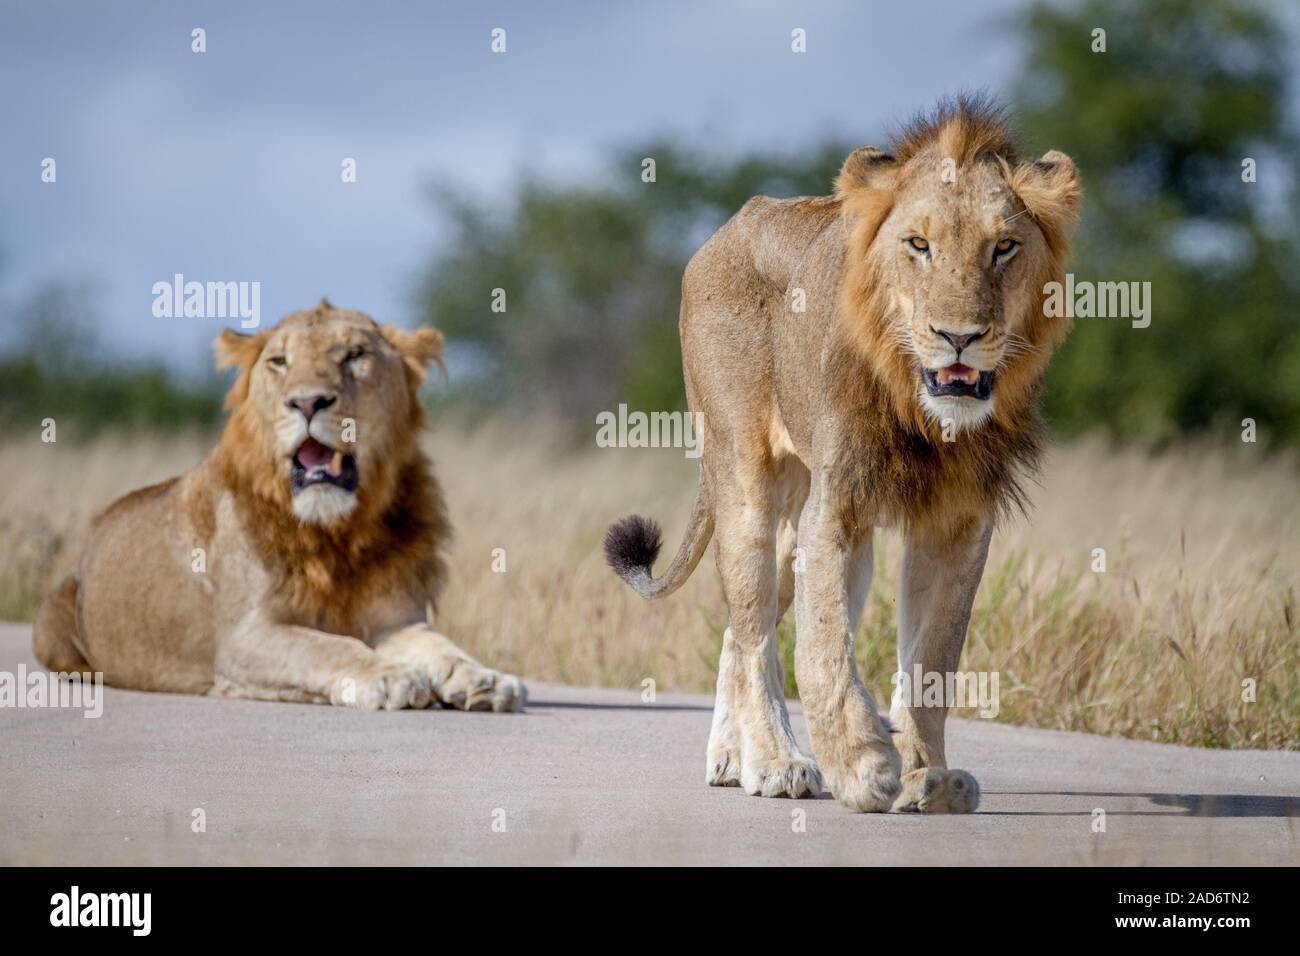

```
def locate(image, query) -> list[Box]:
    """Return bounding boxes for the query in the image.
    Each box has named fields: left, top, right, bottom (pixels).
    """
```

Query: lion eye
left=266, top=355, right=287, bottom=369
left=343, top=348, right=365, bottom=364
left=993, top=238, right=1020, bottom=262
left=907, top=236, right=930, bottom=253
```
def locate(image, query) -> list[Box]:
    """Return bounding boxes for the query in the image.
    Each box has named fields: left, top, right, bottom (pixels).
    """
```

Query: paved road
left=1, top=623, right=1297, bottom=865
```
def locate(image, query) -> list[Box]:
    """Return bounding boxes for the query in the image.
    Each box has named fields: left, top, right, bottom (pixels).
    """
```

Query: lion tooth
left=330, top=450, right=344, bottom=474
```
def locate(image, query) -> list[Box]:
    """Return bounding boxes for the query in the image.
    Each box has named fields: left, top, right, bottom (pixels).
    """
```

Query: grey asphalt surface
left=1, top=622, right=1297, bottom=865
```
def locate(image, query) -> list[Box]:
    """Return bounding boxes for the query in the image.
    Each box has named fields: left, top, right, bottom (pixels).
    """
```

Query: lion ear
left=835, top=146, right=897, bottom=198
left=1007, top=150, right=1081, bottom=259
left=213, top=328, right=268, bottom=408
left=836, top=146, right=898, bottom=242
left=381, top=325, right=446, bottom=382
left=213, top=328, right=267, bottom=372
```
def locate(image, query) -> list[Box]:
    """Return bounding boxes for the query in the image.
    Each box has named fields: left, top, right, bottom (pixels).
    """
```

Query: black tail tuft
left=604, top=515, right=663, bottom=583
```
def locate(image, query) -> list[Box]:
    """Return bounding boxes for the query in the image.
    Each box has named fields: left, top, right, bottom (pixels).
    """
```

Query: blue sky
left=5, top=0, right=1044, bottom=374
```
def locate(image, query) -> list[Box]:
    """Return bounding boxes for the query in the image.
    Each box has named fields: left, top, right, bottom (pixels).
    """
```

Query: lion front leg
left=213, top=615, right=433, bottom=710
left=888, top=516, right=992, bottom=814
left=793, top=481, right=901, bottom=812
left=372, top=622, right=525, bottom=713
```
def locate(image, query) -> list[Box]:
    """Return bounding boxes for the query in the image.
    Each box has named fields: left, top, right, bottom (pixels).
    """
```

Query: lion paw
left=331, top=665, right=433, bottom=711
left=740, top=755, right=823, bottom=798
left=892, top=767, right=980, bottom=814
left=824, top=742, right=902, bottom=812
left=436, top=661, right=526, bottom=713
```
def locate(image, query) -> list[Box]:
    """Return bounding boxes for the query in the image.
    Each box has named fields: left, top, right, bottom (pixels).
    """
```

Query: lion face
left=880, top=159, right=1051, bottom=430
left=214, top=302, right=444, bottom=526
left=836, top=111, right=1079, bottom=435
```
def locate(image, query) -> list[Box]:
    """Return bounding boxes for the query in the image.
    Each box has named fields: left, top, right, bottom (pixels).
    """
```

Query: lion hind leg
left=32, top=574, right=93, bottom=676
left=712, top=474, right=821, bottom=799
left=773, top=454, right=810, bottom=624
left=705, top=631, right=743, bottom=786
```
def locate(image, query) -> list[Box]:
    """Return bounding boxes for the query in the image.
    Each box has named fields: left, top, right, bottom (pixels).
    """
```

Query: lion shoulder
left=90, top=475, right=181, bottom=532
left=685, top=194, right=843, bottom=307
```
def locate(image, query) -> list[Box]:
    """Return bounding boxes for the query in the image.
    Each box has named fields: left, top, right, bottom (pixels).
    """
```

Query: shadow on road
left=986, top=791, right=1300, bottom=818
left=529, top=700, right=714, bottom=713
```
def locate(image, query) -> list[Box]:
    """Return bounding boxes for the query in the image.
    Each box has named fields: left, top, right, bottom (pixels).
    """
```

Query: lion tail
left=604, top=480, right=714, bottom=601
left=32, top=573, right=92, bottom=675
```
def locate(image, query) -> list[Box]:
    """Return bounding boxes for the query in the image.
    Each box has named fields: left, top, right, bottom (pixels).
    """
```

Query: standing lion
left=605, top=98, right=1079, bottom=813
left=33, top=301, right=524, bottom=713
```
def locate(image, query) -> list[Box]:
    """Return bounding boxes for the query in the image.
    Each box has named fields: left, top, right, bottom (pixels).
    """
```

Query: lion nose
left=931, top=327, right=987, bottom=356
left=285, top=393, right=337, bottom=421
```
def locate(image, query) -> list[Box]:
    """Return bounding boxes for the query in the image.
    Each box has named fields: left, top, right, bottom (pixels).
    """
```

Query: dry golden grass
left=2, top=423, right=1296, bottom=749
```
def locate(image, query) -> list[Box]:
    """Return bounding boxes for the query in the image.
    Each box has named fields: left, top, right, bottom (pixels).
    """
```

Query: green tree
left=1014, top=0, right=1300, bottom=445
left=416, top=142, right=849, bottom=423
left=0, top=281, right=221, bottom=434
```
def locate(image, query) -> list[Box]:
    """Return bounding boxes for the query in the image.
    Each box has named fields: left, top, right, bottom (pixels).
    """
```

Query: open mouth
left=290, top=436, right=358, bottom=494
left=922, top=363, right=995, bottom=400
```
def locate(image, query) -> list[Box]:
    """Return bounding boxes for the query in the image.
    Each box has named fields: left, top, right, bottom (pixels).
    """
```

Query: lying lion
left=606, top=98, right=1079, bottom=812
left=34, top=301, right=524, bottom=713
